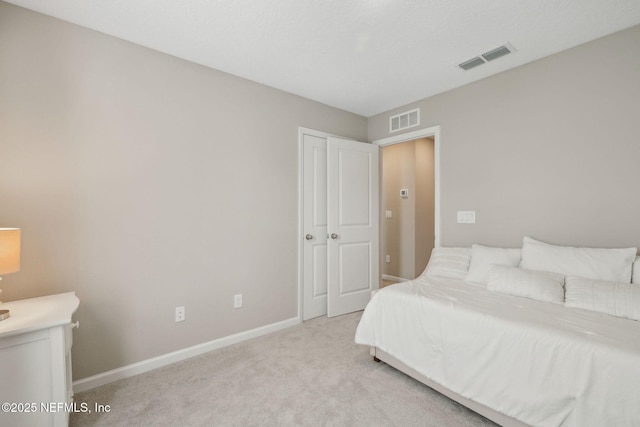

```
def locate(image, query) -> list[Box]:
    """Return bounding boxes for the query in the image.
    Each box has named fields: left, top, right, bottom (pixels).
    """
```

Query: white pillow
left=487, top=266, right=565, bottom=304
left=465, top=244, right=521, bottom=285
left=423, top=247, right=471, bottom=279
left=633, top=256, right=640, bottom=285
left=520, top=236, right=637, bottom=283
left=565, top=276, right=640, bottom=321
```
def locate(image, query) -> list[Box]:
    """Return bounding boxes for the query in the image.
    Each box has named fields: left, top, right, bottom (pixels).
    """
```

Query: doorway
left=381, top=138, right=435, bottom=283
left=374, top=126, right=441, bottom=285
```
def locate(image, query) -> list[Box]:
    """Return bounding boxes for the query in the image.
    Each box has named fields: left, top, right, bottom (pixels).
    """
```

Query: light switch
left=457, top=211, right=476, bottom=224
left=385, top=210, right=393, bottom=219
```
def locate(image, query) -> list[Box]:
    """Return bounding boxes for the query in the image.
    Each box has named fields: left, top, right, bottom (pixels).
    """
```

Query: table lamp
left=0, top=228, right=21, bottom=321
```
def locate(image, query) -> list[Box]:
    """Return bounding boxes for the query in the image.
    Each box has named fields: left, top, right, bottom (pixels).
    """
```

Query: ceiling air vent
left=390, top=108, right=420, bottom=133
left=482, top=45, right=512, bottom=62
left=458, top=43, right=515, bottom=71
left=458, top=57, right=485, bottom=71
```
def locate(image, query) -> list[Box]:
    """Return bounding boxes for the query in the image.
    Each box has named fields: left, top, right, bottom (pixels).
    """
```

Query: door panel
left=339, top=150, right=371, bottom=225
left=312, top=245, right=328, bottom=297
left=312, top=145, right=328, bottom=227
left=339, top=242, right=371, bottom=293
left=302, top=133, right=328, bottom=320
left=327, top=137, right=379, bottom=317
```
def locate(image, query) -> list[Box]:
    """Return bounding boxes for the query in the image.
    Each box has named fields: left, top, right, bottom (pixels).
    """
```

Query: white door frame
left=373, top=126, right=441, bottom=249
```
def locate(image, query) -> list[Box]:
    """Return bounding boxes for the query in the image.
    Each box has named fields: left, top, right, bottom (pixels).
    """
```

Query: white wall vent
left=390, top=108, right=420, bottom=133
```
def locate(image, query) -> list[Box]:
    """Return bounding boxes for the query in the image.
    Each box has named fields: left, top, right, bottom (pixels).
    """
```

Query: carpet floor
left=71, top=312, right=497, bottom=426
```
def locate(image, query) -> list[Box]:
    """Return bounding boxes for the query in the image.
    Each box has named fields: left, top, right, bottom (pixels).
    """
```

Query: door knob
left=305, top=234, right=314, bottom=240
left=330, top=233, right=338, bottom=239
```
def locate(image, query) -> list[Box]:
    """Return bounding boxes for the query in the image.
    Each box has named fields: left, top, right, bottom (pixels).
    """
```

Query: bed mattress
left=355, top=276, right=640, bottom=426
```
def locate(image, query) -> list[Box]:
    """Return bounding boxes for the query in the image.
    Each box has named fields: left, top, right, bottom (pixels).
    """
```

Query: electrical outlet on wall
left=234, top=294, right=243, bottom=309
left=386, top=255, right=391, bottom=263
left=175, top=306, right=185, bottom=322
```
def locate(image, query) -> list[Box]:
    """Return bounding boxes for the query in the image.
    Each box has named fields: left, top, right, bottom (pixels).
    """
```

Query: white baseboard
left=382, top=274, right=410, bottom=283
left=73, top=316, right=300, bottom=393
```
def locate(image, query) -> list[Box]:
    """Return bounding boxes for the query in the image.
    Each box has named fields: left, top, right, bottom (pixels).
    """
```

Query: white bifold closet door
left=302, top=132, right=379, bottom=320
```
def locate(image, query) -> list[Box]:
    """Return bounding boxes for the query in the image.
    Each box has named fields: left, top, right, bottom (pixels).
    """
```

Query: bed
left=355, top=237, right=640, bottom=427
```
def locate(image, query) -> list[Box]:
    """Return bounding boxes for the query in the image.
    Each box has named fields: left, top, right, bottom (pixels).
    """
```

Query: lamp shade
left=0, top=228, right=20, bottom=275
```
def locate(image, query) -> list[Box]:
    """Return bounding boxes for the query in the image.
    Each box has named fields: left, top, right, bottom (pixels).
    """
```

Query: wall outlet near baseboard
left=234, top=294, right=243, bottom=309
left=175, top=306, right=185, bottom=322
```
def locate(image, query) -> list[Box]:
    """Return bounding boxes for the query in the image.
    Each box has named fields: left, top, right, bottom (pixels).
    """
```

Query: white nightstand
left=0, top=292, right=80, bottom=427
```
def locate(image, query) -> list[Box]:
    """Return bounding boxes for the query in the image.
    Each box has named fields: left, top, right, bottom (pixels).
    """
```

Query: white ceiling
left=5, top=0, right=640, bottom=117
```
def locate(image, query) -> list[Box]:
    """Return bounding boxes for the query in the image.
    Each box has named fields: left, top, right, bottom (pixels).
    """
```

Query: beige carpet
left=71, top=312, right=497, bottom=426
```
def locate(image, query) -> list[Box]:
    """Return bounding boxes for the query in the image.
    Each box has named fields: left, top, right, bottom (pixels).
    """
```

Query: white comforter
left=355, top=275, right=640, bottom=427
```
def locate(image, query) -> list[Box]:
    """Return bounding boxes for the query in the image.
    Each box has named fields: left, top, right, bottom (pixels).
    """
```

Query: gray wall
left=0, top=2, right=367, bottom=379
left=370, top=24, right=640, bottom=250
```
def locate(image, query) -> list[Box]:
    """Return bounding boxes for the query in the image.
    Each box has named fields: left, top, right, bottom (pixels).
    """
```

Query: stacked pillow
left=488, top=237, right=639, bottom=320
left=520, top=236, right=635, bottom=283
left=466, top=244, right=521, bottom=285
left=487, top=265, right=565, bottom=304
left=425, top=238, right=640, bottom=320
left=564, top=276, right=640, bottom=321
left=423, top=247, right=472, bottom=279
left=460, top=242, right=567, bottom=305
